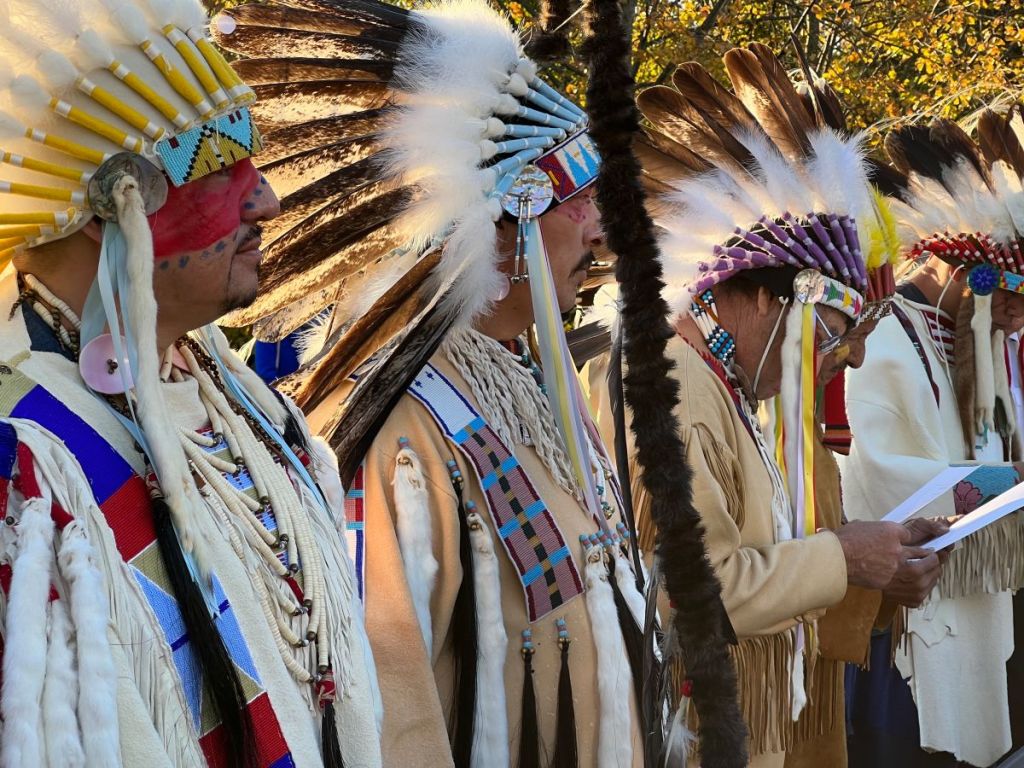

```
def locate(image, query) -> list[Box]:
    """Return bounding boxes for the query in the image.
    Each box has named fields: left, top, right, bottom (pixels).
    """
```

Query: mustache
left=237, top=224, right=264, bottom=250
left=573, top=251, right=595, bottom=273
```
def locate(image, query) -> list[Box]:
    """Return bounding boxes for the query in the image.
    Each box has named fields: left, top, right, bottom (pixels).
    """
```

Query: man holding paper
left=843, top=116, right=1024, bottom=766
left=620, top=51, right=949, bottom=766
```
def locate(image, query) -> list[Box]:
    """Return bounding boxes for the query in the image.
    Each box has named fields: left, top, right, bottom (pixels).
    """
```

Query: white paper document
left=922, top=481, right=1024, bottom=551
left=880, top=466, right=978, bottom=523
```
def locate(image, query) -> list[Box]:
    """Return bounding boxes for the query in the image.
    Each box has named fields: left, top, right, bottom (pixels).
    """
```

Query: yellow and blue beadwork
left=155, top=107, right=263, bottom=187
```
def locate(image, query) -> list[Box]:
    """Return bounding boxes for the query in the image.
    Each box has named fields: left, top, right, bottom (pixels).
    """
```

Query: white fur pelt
left=610, top=544, right=646, bottom=631
left=0, top=496, right=54, bottom=768
left=392, top=442, right=438, bottom=657
left=583, top=543, right=633, bottom=768
left=466, top=509, right=509, bottom=768
left=790, top=637, right=807, bottom=721
left=42, top=598, right=86, bottom=768
left=58, top=519, right=120, bottom=767
left=972, top=294, right=996, bottom=439
left=114, top=176, right=211, bottom=572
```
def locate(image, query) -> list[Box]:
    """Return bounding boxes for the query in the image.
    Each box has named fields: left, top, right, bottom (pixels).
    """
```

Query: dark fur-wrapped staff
left=580, top=0, right=748, bottom=765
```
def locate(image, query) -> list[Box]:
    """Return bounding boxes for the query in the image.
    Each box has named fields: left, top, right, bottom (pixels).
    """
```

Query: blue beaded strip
left=691, top=289, right=736, bottom=363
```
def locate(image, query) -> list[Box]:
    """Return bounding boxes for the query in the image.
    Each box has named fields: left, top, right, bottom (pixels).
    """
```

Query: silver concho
left=792, top=268, right=827, bottom=304
left=87, top=152, right=168, bottom=221
left=500, top=164, right=554, bottom=219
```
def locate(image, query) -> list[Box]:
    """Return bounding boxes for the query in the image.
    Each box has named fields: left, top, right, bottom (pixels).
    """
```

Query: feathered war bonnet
left=637, top=45, right=886, bottom=544
left=215, top=0, right=602, bottom=489
left=0, top=0, right=275, bottom=571
left=883, top=112, right=1024, bottom=458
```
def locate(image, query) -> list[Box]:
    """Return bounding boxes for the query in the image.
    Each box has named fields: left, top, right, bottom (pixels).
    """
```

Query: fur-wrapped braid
left=526, top=0, right=573, bottom=60
left=580, top=0, right=747, bottom=765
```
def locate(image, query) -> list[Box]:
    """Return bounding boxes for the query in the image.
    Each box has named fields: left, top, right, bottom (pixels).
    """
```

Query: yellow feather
left=866, top=187, right=900, bottom=270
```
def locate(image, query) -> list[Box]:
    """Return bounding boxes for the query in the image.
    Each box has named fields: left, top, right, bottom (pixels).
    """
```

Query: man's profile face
left=149, top=159, right=280, bottom=318
left=819, top=316, right=879, bottom=386
left=538, top=187, right=604, bottom=312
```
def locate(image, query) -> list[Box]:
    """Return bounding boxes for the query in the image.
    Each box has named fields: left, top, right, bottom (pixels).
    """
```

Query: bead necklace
left=499, top=336, right=545, bottom=392
left=691, top=289, right=736, bottom=364
left=18, top=281, right=334, bottom=687
left=12, top=273, right=81, bottom=353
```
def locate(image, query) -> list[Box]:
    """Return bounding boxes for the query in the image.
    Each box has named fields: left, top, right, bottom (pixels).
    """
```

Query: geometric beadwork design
left=156, top=107, right=263, bottom=187
left=345, top=462, right=366, bottom=604
left=536, top=131, right=601, bottom=204
left=407, top=363, right=584, bottom=621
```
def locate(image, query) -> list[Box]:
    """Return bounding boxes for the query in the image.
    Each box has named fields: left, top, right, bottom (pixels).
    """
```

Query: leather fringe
left=680, top=626, right=840, bottom=758
left=934, top=513, right=1024, bottom=600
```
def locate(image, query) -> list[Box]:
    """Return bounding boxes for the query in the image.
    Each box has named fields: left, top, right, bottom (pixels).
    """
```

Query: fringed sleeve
left=682, top=422, right=846, bottom=638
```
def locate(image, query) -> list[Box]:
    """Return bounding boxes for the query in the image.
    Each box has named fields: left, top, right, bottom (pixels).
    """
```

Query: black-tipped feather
left=251, top=81, right=390, bottom=127
left=885, top=119, right=993, bottom=195
left=216, top=2, right=408, bottom=50
left=259, top=110, right=390, bottom=165
left=724, top=45, right=814, bottom=158
left=264, top=156, right=392, bottom=239
left=277, top=0, right=411, bottom=26
left=296, top=248, right=442, bottom=411
left=566, top=321, right=612, bottom=367
left=329, top=272, right=462, bottom=487
left=582, top=0, right=747, bottom=764
left=978, top=107, right=1024, bottom=179
left=639, top=130, right=712, bottom=176
left=235, top=58, right=394, bottom=86
left=638, top=86, right=753, bottom=174
left=671, top=63, right=759, bottom=136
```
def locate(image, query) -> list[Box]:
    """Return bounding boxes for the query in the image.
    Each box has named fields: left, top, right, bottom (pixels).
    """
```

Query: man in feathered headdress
left=841, top=113, right=1024, bottom=766
left=212, top=0, right=742, bottom=765
left=600, top=47, right=951, bottom=766
left=0, top=0, right=383, bottom=764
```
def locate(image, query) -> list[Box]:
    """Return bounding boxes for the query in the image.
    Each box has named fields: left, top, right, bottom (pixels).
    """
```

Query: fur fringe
left=580, top=0, right=747, bottom=762
left=583, top=544, right=633, bottom=768
left=392, top=442, right=438, bottom=656
left=42, top=598, right=86, bottom=768
left=57, top=520, right=120, bottom=767
left=466, top=510, right=509, bottom=768
left=0, top=497, right=54, bottom=768
left=526, top=0, right=573, bottom=60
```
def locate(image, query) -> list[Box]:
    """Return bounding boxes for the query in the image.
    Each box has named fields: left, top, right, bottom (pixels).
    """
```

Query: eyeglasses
left=815, top=313, right=845, bottom=355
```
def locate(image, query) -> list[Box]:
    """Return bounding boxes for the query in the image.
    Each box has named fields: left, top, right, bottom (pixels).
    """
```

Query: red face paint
left=149, top=159, right=261, bottom=258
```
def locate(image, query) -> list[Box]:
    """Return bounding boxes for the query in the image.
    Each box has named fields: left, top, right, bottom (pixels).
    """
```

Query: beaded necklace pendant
left=690, top=289, right=737, bottom=364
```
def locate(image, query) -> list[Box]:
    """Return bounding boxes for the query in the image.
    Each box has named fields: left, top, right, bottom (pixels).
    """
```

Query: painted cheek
left=149, top=159, right=261, bottom=258
left=554, top=196, right=590, bottom=225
